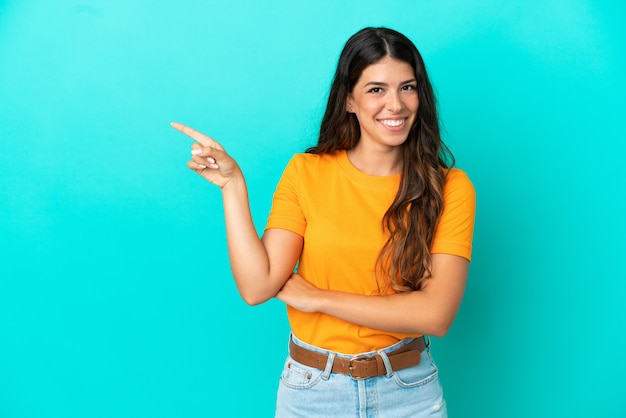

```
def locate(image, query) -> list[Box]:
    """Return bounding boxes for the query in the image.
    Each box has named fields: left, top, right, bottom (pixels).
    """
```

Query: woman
left=172, top=27, right=475, bottom=417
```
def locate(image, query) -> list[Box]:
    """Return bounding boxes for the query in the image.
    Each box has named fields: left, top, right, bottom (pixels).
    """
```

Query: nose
left=385, top=91, right=404, bottom=113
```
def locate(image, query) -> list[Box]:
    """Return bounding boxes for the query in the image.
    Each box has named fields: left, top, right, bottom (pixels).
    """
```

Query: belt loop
left=377, top=349, right=394, bottom=378
left=322, top=352, right=335, bottom=380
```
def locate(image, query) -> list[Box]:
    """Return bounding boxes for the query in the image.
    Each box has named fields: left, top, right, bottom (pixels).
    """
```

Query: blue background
left=1, top=1, right=625, bottom=417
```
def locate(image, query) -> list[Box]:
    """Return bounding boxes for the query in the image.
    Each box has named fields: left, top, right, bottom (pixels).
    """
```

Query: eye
left=368, top=87, right=383, bottom=94
left=402, top=84, right=417, bottom=91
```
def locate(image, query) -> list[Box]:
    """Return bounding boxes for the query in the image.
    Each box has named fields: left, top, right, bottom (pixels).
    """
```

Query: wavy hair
left=307, top=27, right=454, bottom=291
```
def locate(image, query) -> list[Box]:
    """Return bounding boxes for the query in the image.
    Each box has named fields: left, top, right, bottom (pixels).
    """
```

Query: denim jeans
left=275, top=334, right=447, bottom=417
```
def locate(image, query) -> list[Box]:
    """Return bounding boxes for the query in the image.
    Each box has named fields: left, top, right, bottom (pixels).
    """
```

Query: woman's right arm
left=172, top=122, right=303, bottom=305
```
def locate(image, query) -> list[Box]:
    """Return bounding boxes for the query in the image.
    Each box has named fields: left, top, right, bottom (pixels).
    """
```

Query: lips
left=379, top=118, right=407, bottom=128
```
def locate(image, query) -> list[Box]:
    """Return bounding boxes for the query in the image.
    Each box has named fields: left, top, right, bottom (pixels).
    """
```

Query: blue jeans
left=276, top=334, right=447, bottom=417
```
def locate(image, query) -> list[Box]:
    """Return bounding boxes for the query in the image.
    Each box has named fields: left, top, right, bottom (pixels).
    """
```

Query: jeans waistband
left=289, top=334, right=428, bottom=380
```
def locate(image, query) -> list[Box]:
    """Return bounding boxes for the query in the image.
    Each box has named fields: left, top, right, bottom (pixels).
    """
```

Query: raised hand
left=171, top=122, right=242, bottom=189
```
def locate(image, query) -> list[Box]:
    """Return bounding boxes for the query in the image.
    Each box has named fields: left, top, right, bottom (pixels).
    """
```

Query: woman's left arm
left=275, top=253, right=468, bottom=338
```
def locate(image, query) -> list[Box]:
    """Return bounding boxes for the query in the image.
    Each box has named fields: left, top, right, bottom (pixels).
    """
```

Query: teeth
left=381, top=119, right=404, bottom=127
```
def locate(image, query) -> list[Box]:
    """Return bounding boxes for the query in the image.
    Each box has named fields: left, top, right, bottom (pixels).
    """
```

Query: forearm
left=316, top=290, right=456, bottom=337
left=277, top=255, right=468, bottom=336
left=221, top=176, right=280, bottom=305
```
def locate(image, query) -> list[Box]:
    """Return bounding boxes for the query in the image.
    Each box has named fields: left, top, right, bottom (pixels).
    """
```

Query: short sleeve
left=265, top=156, right=307, bottom=236
left=430, top=169, right=476, bottom=261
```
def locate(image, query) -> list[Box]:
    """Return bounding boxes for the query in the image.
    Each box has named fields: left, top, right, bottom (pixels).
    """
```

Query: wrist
left=220, top=169, right=245, bottom=192
left=314, top=288, right=332, bottom=314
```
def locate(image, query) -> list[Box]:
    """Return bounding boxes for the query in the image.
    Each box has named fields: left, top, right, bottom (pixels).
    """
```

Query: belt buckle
left=348, top=355, right=371, bottom=380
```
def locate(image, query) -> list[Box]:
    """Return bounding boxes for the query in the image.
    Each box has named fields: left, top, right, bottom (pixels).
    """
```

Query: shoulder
left=444, top=168, right=474, bottom=194
left=289, top=152, right=337, bottom=165
left=444, top=168, right=472, bottom=185
left=284, top=152, right=340, bottom=174
left=442, top=168, right=476, bottom=208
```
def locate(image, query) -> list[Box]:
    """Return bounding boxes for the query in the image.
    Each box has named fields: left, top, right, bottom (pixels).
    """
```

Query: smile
left=379, top=118, right=406, bottom=127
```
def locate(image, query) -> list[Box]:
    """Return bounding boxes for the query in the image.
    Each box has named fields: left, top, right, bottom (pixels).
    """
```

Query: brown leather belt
left=288, top=336, right=426, bottom=380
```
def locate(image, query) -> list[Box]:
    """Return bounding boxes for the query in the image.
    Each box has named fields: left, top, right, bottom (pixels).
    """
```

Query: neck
left=346, top=143, right=403, bottom=176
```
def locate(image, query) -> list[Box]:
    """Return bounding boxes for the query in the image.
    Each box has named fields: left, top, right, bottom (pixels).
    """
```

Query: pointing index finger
left=171, top=122, right=217, bottom=148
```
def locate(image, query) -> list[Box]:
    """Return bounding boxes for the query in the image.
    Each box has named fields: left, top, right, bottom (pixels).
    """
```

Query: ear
left=346, top=95, right=354, bottom=113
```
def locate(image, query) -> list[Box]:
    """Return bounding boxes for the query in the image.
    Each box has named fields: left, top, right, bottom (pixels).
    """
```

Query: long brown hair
left=307, top=27, right=454, bottom=291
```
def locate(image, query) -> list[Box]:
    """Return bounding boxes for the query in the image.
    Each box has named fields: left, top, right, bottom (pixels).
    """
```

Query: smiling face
left=346, top=56, right=419, bottom=152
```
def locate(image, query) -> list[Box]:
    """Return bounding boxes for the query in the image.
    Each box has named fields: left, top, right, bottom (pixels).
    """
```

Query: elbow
left=424, top=317, right=454, bottom=338
left=242, top=297, right=261, bottom=306
left=428, top=326, right=449, bottom=339
left=239, top=288, right=273, bottom=306
left=240, top=293, right=268, bottom=306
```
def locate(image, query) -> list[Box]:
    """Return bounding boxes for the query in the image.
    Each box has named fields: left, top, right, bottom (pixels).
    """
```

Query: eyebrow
left=363, top=79, right=417, bottom=87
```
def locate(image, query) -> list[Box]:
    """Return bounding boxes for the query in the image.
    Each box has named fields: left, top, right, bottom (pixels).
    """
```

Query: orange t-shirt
left=265, top=150, right=476, bottom=354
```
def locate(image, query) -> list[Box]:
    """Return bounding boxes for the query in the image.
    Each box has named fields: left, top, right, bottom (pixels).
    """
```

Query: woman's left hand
left=275, top=273, right=322, bottom=313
